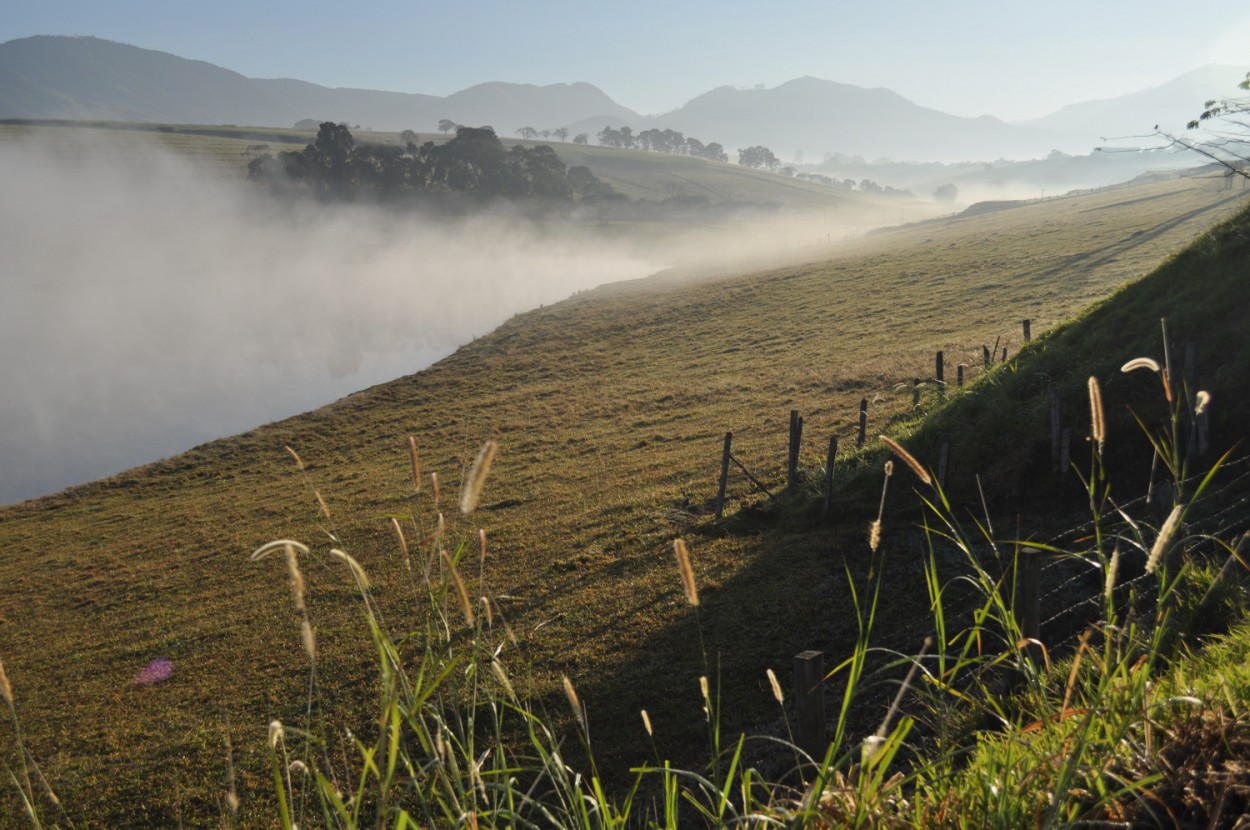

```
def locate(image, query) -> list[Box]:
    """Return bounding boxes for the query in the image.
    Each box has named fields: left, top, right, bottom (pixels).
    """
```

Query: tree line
left=248, top=122, right=616, bottom=206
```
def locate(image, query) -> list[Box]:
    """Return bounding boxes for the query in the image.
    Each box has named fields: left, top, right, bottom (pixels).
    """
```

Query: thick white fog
left=0, top=139, right=658, bottom=504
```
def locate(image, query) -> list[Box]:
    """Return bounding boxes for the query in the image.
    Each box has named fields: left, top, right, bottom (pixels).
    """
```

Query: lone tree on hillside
left=553, top=127, right=569, bottom=142
left=738, top=145, right=779, bottom=170
left=516, top=126, right=539, bottom=140
left=573, top=133, right=589, bottom=145
left=438, top=119, right=457, bottom=134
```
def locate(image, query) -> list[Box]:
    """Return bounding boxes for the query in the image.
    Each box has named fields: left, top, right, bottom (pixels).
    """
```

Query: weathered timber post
left=983, top=345, right=991, bottom=368
left=787, top=410, right=803, bottom=488
left=715, top=432, right=732, bottom=520
left=822, top=436, right=838, bottom=518
left=956, top=364, right=965, bottom=388
left=1015, top=548, right=1042, bottom=665
left=1001, top=347, right=1009, bottom=363
left=938, top=440, right=950, bottom=489
left=935, top=350, right=945, bottom=386
left=857, top=398, right=868, bottom=449
left=794, top=650, right=826, bottom=763
left=1049, top=387, right=1061, bottom=477
left=1022, top=319, right=1032, bottom=342
left=912, top=378, right=921, bottom=407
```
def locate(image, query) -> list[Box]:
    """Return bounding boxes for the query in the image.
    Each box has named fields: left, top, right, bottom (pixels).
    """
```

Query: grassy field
left=0, top=126, right=1247, bottom=826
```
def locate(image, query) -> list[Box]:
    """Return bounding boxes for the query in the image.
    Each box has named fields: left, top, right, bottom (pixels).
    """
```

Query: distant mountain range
left=1, top=36, right=1244, bottom=163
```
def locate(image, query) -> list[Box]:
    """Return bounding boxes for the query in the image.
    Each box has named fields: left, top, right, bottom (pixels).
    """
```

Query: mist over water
left=0, top=139, right=658, bottom=504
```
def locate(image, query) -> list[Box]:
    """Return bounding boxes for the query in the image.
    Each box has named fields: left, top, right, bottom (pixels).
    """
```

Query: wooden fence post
left=1015, top=548, right=1042, bottom=665
left=956, top=364, right=965, bottom=388
left=1001, top=347, right=1009, bottom=363
left=823, top=436, right=838, bottom=518
left=1022, top=319, right=1032, bottom=342
left=794, top=650, right=826, bottom=763
left=912, top=378, right=920, bottom=407
left=788, top=410, right=803, bottom=488
left=983, top=345, right=991, bottom=368
left=935, top=350, right=945, bottom=386
left=715, top=432, right=732, bottom=520
left=857, top=398, right=868, bottom=449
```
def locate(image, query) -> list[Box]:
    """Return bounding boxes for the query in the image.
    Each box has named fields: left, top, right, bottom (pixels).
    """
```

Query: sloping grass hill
left=0, top=171, right=1246, bottom=826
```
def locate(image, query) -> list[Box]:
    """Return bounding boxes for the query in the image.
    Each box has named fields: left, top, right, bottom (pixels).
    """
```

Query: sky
left=3, top=0, right=1248, bottom=121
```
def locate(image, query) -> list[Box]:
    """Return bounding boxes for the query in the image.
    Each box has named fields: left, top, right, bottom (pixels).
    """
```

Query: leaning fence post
left=935, top=350, right=945, bottom=387
left=794, top=650, right=826, bottom=763
left=822, top=436, right=838, bottom=518
left=1022, top=319, right=1032, bottom=342
left=857, top=398, right=868, bottom=448
left=715, top=432, right=732, bottom=519
left=983, top=345, right=991, bottom=368
left=788, top=410, right=803, bottom=488
left=1001, top=346, right=1009, bottom=363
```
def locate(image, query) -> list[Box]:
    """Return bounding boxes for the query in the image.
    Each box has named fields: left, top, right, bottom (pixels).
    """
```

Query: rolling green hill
left=0, top=128, right=1247, bottom=826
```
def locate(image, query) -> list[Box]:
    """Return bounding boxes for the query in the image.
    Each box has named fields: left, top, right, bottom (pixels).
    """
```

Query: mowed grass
left=0, top=155, right=1246, bottom=825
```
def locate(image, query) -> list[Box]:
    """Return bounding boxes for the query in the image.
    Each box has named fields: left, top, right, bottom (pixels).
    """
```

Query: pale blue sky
left=3, top=1, right=1248, bottom=120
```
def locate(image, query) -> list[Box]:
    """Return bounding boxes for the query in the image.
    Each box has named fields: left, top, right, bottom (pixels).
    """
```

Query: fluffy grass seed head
left=441, top=551, right=475, bottom=627
left=1146, top=505, right=1184, bottom=574
left=284, top=445, right=305, bottom=471
left=1121, top=357, right=1161, bottom=374
left=868, top=520, right=882, bottom=552
left=300, top=619, right=316, bottom=660
left=1195, top=390, right=1211, bottom=416
left=285, top=543, right=306, bottom=613
left=251, top=539, right=310, bottom=561
left=1088, top=376, right=1106, bottom=455
left=674, top=539, right=699, bottom=606
left=879, top=436, right=931, bottom=485
left=1104, top=543, right=1121, bottom=603
left=431, top=472, right=441, bottom=507
left=0, top=656, right=12, bottom=706
left=268, top=720, right=284, bottom=750
left=390, top=517, right=411, bottom=571
left=408, top=436, right=421, bottom=493
left=641, top=709, right=653, bottom=737
left=767, top=668, right=784, bottom=704
left=460, top=440, right=498, bottom=514
left=562, top=675, right=584, bottom=728
left=329, top=548, right=370, bottom=589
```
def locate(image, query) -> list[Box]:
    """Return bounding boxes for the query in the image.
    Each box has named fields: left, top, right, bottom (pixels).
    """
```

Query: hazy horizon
left=3, top=1, right=1248, bottom=123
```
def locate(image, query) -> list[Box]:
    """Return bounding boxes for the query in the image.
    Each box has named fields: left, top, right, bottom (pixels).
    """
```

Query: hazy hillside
left=1023, top=63, right=1250, bottom=142
left=640, top=76, right=1075, bottom=162
left=0, top=36, right=641, bottom=132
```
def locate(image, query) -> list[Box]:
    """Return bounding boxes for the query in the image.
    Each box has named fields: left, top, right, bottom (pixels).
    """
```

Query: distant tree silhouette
left=738, top=145, right=779, bottom=170
left=516, top=126, right=538, bottom=140
left=933, top=183, right=958, bottom=203
left=573, top=133, right=589, bottom=145
left=399, top=129, right=419, bottom=148
left=553, top=127, right=569, bottom=142
left=438, top=119, right=457, bottom=134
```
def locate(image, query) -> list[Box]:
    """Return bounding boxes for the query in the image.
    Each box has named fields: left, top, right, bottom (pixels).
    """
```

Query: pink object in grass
left=134, top=658, right=173, bottom=685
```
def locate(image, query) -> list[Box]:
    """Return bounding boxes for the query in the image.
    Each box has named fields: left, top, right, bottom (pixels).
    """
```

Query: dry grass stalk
left=1088, top=376, right=1106, bottom=455
left=314, top=489, right=331, bottom=520
left=767, top=668, right=784, bottom=704
left=490, top=659, right=515, bottom=701
left=441, top=551, right=475, bottom=627
left=390, top=518, right=411, bottom=571
left=408, top=436, right=421, bottom=494
left=460, top=440, right=498, bottom=514
left=284, top=445, right=305, bottom=471
left=251, top=539, right=310, bottom=561
left=1146, top=505, right=1184, bottom=574
left=674, top=539, right=699, bottom=606
left=879, top=436, right=932, bottom=486
left=329, top=549, right=370, bottom=589
left=869, top=461, right=893, bottom=552
left=419, top=513, right=446, bottom=547
left=641, top=709, right=653, bottom=736
left=431, top=472, right=440, bottom=507
left=0, top=655, right=12, bottom=706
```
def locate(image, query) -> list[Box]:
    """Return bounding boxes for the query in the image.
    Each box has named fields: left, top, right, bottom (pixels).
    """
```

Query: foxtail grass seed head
left=1104, top=543, right=1121, bottom=603
left=641, top=709, right=653, bottom=737
left=699, top=675, right=710, bottom=702
left=490, top=659, right=516, bottom=701
left=390, top=518, right=411, bottom=571
left=284, top=445, right=305, bottom=471
left=460, top=440, right=498, bottom=514
left=479, top=528, right=487, bottom=565
left=674, top=539, right=699, bottom=606
left=1121, top=357, right=1161, bottom=374
left=288, top=760, right=308, bottom=776
left=301, top=619, right=316, bottom=660
left=480, top=596, right=494, bottom=627
left=285, top=544, right=306, bottom=613
left=562, top=675, right=584, bottom=727
left=225, top=791, right=239, bottom=814
left=1195, top=390, right=1211, bottom=416
left=767, top=668, right=784, bottom=704
left=441, top=551, right=475, bottom=627
left=868, top=519, right=882, bottom=552
left=0, top=656, right=12, bottom=706
left=879, top=436, right=931, bottom=486
left=431, top=472, right=440, bottom=506
left=251, top=539, right=310, bottom=561
left=268, top=720, right=284, bottom=749
left=884, top=460, right=894, bottom=478
left=315, top=489, right=331, bottom=520
left=408, top=436, right=421, bottom=493
left=1146, top=505, right=1184, bottom=574
left=329, top=549, right=370, bottom=589
left=1088, top=376, right=1106, bottom=455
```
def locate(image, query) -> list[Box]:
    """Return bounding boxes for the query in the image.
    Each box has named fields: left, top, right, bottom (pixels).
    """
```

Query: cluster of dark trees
left=596, top=126, right=728, bottom=162
left=248, top=122, right=616, bottom=206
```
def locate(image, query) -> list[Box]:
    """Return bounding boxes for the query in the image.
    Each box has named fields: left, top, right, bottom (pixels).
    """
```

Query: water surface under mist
left=0, top=140, right=657, bottom=504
